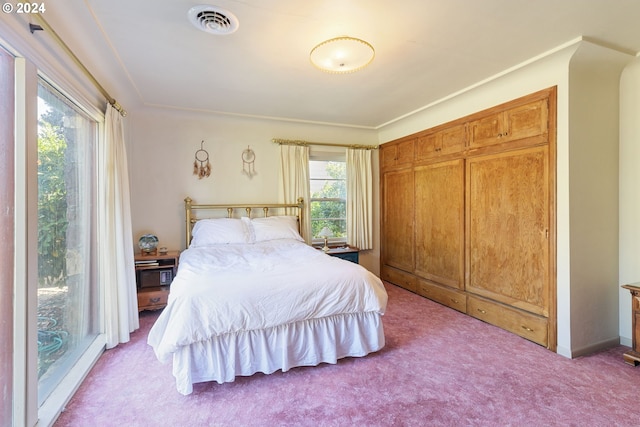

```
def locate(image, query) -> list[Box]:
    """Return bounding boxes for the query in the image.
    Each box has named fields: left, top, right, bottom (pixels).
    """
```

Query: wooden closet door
left=466, top=146, right=549, bottom=316
left=381, top=168, right=415, bottom=272
left=414, top=159, right=464, bottom=289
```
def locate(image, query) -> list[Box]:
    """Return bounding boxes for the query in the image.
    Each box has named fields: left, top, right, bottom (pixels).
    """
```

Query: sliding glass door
left=36, top=78, right=99, bottom=405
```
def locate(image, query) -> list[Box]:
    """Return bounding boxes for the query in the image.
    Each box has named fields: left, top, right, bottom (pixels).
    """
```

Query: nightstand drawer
left=137, top=288, right=169, bottom=311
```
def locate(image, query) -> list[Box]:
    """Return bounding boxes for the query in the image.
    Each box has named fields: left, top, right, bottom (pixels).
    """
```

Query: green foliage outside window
left=310, top=161, right=346, bottom=238
left=37, top=109, right=68, bottom=287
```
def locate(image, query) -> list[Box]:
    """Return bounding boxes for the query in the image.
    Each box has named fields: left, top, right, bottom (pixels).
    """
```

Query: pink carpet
left=55, top=283, right=639, bottom=426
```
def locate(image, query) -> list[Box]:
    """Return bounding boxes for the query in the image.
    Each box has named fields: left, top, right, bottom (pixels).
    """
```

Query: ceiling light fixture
left=310, top=36, right=375, bottom=74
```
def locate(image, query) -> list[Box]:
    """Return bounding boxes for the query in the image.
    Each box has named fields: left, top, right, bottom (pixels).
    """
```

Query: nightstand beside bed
left=135, top=251, right=179, bottom=312
left=322, top=246, right=359, bottom=264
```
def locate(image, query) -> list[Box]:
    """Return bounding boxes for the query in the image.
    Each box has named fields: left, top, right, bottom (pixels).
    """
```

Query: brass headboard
left=184, top=196, right=305, bottom=248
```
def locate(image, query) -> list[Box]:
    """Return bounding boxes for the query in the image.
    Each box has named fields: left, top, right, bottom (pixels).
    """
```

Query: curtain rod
left=272, top=138, right=378, bottom=150
left=30, top=14, right=127, bottom=117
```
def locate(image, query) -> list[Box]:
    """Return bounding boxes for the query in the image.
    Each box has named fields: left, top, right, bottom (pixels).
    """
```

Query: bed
left=147, top=197, right=388, bottom=395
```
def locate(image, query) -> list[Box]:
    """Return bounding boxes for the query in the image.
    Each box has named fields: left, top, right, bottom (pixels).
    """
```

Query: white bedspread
left=148, top=239, right=388, bottom=364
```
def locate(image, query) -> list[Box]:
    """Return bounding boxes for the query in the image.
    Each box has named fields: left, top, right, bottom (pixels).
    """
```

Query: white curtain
left=279, top=144, right=311, bottom=243
left=346, top=148, right=373, bottom=250
left=100, top=104, right=139, bottom=349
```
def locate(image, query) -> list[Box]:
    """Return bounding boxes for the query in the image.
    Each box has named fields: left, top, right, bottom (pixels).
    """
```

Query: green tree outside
left=310, top=161, right=346, bottom=238
left=37, top=115, right=68, bottom=287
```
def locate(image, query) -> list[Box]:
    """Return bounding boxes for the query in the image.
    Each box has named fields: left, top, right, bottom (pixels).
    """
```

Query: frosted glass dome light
left=310, top=36, right=375, bottom=74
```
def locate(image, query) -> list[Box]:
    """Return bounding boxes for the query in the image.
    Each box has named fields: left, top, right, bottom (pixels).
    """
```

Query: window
left=36, top=78, right=99, bottom=405
left=309, top=156, right=347, bottom=244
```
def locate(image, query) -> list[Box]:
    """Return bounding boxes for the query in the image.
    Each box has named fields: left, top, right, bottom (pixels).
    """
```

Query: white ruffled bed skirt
left=170, top=311, right=385, bottom=395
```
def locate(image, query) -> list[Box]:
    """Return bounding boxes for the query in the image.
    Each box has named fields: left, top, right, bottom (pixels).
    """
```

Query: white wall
left=619, top=56, right=640, bottom=344
left=567, top=43, right=632, bottom=354
left=127, top=108, right=381, bottom=273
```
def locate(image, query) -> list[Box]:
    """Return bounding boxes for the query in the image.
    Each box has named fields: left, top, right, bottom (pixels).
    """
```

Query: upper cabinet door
left=468, top=113, right=504, bottom=149
left=380, top=143, right=398, bottom=169
left=415, top=124, right=466, bottom=162
left=380, top=139, right=415, bottom=170
left=439, top=124, right=467, bottom=156
left=468, top=98, right=548, bottom=150
left=503, top=98, right=548, bottom=142
left=415, top=132, right=439, bottom=161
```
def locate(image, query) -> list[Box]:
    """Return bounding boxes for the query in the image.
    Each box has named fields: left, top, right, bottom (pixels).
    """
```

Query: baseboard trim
left=620, top=336, right=632, bottom=347
left=570, top=337, right=620, bottom=359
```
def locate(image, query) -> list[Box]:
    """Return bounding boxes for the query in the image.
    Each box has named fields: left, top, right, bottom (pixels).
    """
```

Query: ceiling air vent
left=188, top=5, right=239, bottom=35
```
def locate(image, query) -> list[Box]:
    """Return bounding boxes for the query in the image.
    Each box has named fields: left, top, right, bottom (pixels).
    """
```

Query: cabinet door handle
left=477, top=308, right=487, bottom=314
left=451, top=298, right=459, bottom=304
left=521, top=325, right=534, bottom=332
left=150, top=297, right=161, bottom=303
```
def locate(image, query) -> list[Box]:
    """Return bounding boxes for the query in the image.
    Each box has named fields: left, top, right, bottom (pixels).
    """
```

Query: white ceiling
left=42, top=0, right=640, bottom=129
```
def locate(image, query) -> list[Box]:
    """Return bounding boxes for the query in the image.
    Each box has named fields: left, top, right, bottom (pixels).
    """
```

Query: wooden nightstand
left=323, top=246, right=359, bottom=264
left=135, top=251, right=179, bottom=312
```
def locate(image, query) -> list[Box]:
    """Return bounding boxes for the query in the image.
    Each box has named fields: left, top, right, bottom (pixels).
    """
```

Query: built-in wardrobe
left=380, top=87, right=556, bottom=350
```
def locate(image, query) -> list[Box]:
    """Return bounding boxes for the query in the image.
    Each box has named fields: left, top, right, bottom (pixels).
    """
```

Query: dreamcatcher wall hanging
left=193, top=140, right=211, bottom=179
left=242, top=145, right=257, bottom=178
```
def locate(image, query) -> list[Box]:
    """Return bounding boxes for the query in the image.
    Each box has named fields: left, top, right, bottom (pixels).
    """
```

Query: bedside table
left=323, top=246, right=359, bottom=264
left=134, top=251, right=179, bottom=312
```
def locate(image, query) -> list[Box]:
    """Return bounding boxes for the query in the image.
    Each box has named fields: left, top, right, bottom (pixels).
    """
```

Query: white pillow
left=249, top=216, right=303, bottom=242
left=190, top=218, right=250, bottom=247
